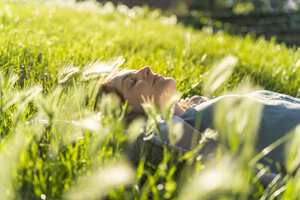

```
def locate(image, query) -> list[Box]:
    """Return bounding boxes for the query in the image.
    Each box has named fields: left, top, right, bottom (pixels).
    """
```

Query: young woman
left=94, top=66, right=300, bottom=173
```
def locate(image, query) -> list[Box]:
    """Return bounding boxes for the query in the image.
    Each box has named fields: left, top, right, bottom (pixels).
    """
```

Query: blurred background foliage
left=0, top=0, right=300, bottom=199
left=87, top=0, right=300, bottom=46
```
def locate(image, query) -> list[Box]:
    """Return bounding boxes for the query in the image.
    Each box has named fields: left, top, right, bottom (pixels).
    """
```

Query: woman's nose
left=138, top=66, right=151, bottom=77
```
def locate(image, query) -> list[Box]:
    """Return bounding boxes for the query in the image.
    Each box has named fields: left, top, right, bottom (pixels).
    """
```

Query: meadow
left=0, top=0, right=300, bottom=199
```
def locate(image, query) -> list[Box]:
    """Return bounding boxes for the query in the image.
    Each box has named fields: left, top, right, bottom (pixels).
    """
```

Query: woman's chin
left=167, top=78, right=177, bottom=92
left=155, top=79, right=177, bottom=108
left=163, top=77, right=176, bottom=88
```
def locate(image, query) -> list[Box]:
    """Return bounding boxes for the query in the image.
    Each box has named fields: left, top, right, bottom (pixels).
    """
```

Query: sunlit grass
left=0, top=0, right=300, bottom=199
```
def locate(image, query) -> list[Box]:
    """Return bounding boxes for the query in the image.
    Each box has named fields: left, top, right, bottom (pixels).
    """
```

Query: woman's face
left=110, top=66, right=176, bottom=113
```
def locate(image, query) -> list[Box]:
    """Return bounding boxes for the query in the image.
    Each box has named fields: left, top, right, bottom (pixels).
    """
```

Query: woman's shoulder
left=181, top=89, right=300, bottom=116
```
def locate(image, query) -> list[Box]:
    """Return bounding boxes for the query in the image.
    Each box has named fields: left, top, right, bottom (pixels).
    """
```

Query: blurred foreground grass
left=0, top=0, right=300, bottom=199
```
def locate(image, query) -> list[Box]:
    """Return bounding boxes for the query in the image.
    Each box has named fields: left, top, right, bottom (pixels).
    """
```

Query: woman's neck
left=173, top=102, right=185, bottom=116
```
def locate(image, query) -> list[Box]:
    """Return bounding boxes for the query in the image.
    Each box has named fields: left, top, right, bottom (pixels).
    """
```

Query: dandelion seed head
left=157, top=184, right=164, bottom=190
left=41, top=194, right=46, bottom=200
left=196, top=155, right=203, bottom=161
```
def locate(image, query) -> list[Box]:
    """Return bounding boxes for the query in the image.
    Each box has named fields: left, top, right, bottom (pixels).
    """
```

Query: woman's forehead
left=112, top=69, right=137, bottom=81
left=116, top=69, right=136, bottom=77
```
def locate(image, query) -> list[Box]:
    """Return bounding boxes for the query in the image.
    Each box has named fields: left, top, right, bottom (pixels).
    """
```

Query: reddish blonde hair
left=178, top=101, right=194, bottom=111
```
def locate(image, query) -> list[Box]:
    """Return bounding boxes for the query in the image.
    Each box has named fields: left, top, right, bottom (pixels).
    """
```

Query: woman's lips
left=153, top=75, right=162, bottom=85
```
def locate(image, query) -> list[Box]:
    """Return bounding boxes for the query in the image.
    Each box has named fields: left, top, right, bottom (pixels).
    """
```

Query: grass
left=0, top=0, right=300, bottom=199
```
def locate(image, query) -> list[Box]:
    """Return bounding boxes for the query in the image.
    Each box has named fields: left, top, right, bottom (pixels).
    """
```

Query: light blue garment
left=179, top=90, right=300, bottom=171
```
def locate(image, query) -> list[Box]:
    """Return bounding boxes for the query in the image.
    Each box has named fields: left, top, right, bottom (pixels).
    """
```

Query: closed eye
left=131, top=78, right=137, bottom=87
